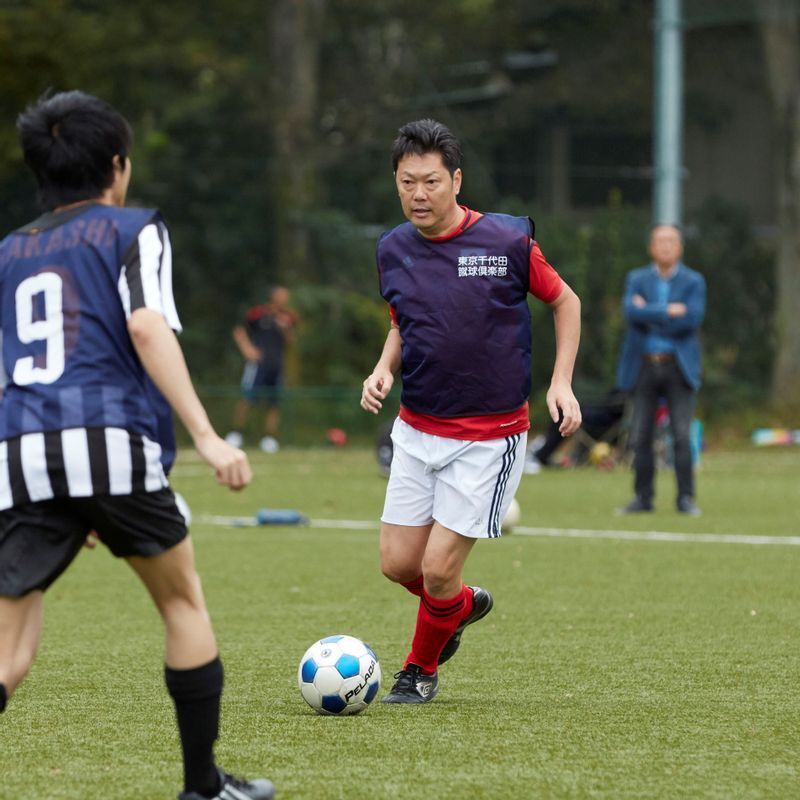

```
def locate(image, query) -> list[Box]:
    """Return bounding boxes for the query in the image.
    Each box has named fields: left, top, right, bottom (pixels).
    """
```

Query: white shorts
left=381, top=418, right=527, bottom=539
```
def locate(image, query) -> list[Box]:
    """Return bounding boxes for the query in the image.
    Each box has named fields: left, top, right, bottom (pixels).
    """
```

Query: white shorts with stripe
left=381, top=417, right=527, bottom=539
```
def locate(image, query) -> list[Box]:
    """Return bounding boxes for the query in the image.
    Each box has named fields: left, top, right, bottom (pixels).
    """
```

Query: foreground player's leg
left=128, top=538, right=273, bottom=800
left=0, top=591, right=44, bottom=705
left=379, top=521, right=432, bottom=588
left=382, top=522, right=480, bottom=704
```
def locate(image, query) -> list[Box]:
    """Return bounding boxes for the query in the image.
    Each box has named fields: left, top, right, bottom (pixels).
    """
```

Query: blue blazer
left=616, top=262, right=706, bottom=391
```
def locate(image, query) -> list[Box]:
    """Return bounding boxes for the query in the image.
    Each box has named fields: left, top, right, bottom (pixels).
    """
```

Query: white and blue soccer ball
left=298, top=635, right=381, bottom=716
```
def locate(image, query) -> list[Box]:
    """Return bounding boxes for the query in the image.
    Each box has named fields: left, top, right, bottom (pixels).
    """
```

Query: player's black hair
left=391, top=119, right=462, bottom=176
left=17, top=90, right=133, bottom=211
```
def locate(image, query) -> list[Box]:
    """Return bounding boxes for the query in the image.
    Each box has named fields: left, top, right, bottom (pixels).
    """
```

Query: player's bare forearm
left=232, top=325, right=261, bottom=361
left=129, top=309, right=213, bottom=439
left=128, top=309, right=251, bottom=489
left=361, top=327, right=401, bottom=414
left=548, top=285, right=582, bottom=435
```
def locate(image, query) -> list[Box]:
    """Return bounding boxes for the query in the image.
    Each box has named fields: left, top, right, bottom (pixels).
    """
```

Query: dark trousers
left=630, top=358, right=696, bottom=503
left=534, top=397, right=625, bottom=465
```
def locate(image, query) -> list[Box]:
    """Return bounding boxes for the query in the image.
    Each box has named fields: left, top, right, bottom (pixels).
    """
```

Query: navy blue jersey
left=0, top=203, right=181, bottom=509
left=378, top=212, right=534, bottom=417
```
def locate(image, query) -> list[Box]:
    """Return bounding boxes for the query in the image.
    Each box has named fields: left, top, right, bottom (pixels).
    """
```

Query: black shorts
left=241, top=361, right=283, bottom=405
left=0, top=489, right=187, bottom=597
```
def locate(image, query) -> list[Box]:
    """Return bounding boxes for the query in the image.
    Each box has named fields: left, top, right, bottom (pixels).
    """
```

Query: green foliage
left=0, top=0, right=780, bottom=409
left=532, top=200, right=651, bottom=394
left=291, top=283, right=390, bottom=386
left=684, top=196, right=776, bottom=413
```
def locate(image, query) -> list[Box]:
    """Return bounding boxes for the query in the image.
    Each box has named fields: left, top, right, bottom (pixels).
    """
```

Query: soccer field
left=2, top=446, right=799, bottom=799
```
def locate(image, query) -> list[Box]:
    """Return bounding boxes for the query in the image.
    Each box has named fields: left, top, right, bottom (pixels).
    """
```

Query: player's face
left=395, top=152, right=462, bottom=238
left=649, top=225, right=683, bottom=267
left=270, top=287, right=289, bottom=309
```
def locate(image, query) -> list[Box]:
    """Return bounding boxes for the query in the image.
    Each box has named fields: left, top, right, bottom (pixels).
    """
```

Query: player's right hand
left=193, top=432, right=252, bottom=490
left=361, top=370, right=394, bottom=414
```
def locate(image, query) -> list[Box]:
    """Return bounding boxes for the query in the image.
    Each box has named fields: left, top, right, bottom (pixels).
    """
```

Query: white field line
left=510, top=526, right=800, bottom=546
left=197, top=514, right=800, bottom=546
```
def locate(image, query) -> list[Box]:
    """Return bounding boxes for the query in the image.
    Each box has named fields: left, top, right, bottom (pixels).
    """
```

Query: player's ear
left=453, top=168, right=462, bottom=195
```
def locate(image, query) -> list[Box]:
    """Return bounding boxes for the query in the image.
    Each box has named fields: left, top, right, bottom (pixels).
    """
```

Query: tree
left=268, top=0, right=326, bottom=282
left=759, top=0, right=800, bottom=408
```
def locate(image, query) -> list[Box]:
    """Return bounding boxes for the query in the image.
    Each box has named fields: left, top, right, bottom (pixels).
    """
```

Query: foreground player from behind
left=0, top=92, right=274, bottom=800
left=361, top=119, right=582, bottom=704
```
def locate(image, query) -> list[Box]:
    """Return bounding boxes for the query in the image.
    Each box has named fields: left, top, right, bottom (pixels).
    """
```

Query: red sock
left=405, top=585, right=473, bottom=674
left=401, top=575, right=424, bottom=597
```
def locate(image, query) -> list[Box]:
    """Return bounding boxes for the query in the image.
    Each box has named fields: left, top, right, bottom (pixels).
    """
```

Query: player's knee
left=380, top=555, right=418, bottom=585
left=156, top=573, right=208, bottom=618
left=160, top=594, right=211, bottom=630
left=420, top=560, right=458, bottom=596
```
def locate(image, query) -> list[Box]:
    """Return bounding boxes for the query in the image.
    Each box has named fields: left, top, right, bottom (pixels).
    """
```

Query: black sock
left=165, top=657, right=224, bottom=796
left=0, top=683, right=7, bottom=713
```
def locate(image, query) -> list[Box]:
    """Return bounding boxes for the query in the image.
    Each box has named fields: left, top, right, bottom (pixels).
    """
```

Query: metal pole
left=653, top=0, right=684, bottom=225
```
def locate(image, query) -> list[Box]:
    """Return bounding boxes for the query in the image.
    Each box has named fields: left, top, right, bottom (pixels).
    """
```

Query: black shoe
left=677, top=496, right=702, bottom=516
left=178, top=768, right=275, bottom=800
left=381, top=664, right=439, bottom=704
left=617, top=497, right=654, bottom=514
left=438, top=586, right=494, bottom=665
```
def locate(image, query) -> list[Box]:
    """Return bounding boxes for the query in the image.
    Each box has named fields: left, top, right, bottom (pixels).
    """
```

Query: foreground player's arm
left=128, top=308, right=252, bottom=490
left=361, top=326, right=401, bottom=414
left=547, top=284, right=582, bottom=437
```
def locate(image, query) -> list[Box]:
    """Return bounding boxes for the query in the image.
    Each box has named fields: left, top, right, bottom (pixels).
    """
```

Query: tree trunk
left=760, top=1, right=800, bottom=409
left=269, top=0, right=325, bottom=282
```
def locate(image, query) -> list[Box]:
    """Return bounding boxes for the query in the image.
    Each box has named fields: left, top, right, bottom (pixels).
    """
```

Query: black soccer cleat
left=381, top=664, right=439, bottom=704
left=438, top=586, right=494, bottom=665
left=178, top=768, right=275, bottom=800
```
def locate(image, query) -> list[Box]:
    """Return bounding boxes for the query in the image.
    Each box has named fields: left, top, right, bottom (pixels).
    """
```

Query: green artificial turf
left=1, top=446, right=798, bottom=799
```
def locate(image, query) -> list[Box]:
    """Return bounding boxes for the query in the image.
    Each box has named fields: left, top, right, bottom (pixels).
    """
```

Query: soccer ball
left=298, top=635, right=381, bottom=716
left=502, top=497, right=521, bottom=532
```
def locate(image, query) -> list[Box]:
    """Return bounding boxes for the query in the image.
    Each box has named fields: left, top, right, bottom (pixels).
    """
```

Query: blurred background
left=1, top=0, right=797, bottom=445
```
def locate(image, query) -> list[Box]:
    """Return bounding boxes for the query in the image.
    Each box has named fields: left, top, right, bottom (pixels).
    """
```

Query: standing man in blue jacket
left=617, top=224, right=706, bottom=515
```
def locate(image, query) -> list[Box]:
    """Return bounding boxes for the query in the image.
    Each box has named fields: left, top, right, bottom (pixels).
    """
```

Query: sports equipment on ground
left=380, top=664, right=439, bottom=704
left=298, top=635, right=381, bottom=715
left=438, top=586, right=494, bottom=665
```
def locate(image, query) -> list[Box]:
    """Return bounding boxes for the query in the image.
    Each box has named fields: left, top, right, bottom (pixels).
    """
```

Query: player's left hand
left=547, top=382, right=582, bottom=437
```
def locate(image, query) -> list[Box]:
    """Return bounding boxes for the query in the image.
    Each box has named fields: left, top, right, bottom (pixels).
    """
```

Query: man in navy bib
left=0, top=91, right=273, bottom=800
left=361, top=119, right=582, bottom=704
